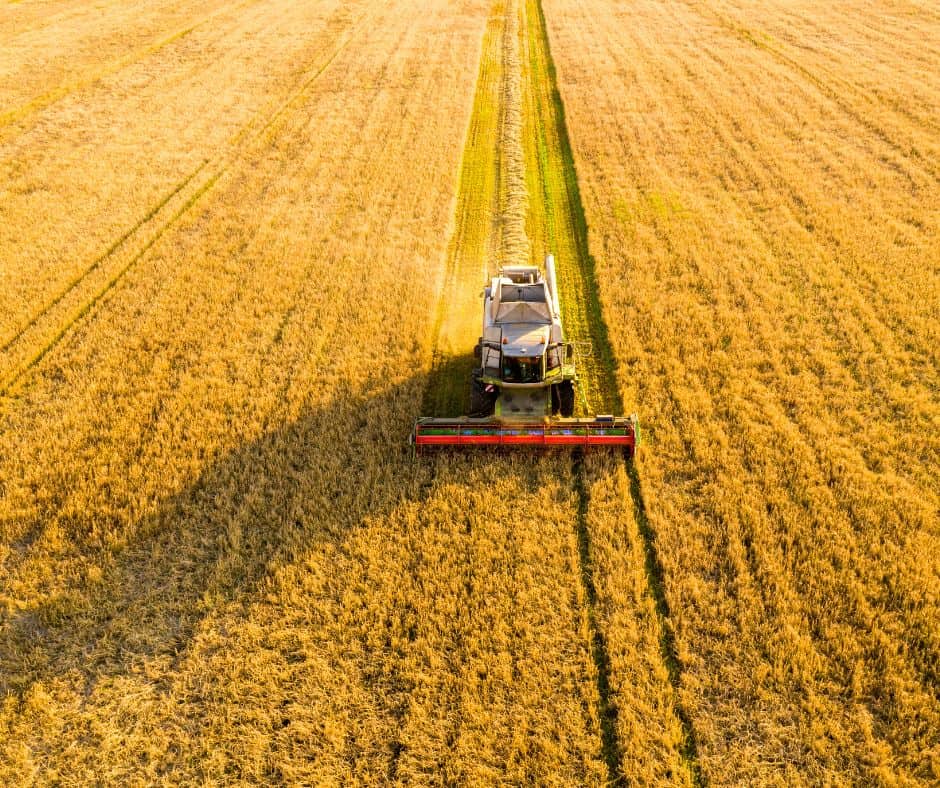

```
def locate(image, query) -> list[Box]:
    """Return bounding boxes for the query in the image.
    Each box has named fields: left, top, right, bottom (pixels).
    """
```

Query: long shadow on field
left=2, top=370, right=616, bottom=778
left=421, top=350, right=476, bottom=418
left=0, top=374, right=443, bottom=703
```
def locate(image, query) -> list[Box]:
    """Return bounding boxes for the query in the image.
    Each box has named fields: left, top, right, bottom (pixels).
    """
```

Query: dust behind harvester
left=413, top=255, right=638, bottom=454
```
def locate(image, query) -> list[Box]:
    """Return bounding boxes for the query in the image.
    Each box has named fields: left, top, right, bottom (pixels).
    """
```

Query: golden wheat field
left=0, top=0, right=937, bottom=783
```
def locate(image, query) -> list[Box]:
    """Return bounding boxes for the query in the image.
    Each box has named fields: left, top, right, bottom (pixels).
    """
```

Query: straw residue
left=498, top=1, right=530, bottom=268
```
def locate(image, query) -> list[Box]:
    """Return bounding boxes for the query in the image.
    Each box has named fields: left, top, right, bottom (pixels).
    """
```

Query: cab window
left=502, top=356, right=542, bottom=383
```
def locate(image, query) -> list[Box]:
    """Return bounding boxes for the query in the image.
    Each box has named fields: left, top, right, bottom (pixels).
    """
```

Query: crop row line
left=0, top=0, right=386, bottom=404
left=696, top=3, right=940, bottom=183
left=0, top=0, right=267, bottom=134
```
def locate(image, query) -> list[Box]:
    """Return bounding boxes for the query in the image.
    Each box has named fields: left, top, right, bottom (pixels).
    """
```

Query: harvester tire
left=556, top=381, right=575, bottom=417
left=470, top=373, right=496, bottom=416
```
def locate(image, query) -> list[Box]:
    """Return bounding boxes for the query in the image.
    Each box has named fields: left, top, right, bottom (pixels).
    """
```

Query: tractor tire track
left=0, top=171, right=222, bottom=400
left=0, top=0, right=262, bottom=136
left=520, top=0, right=628, bottom=779
left=524, top=0, right=703, bottom=782
left=1, top=0, right=382, bottom=354
left=420, top=1, right=620, bottom=772
left=1, top=0, right=376, bottom=359
left=569, top=458, right=626, bottom=782
left=0, top=0, right=386, bottom=402
left=689, top=1, right=940, bottom=183
left=0, top=161, right=209, bottom=356
left=423, top=0, right=695, bottom=779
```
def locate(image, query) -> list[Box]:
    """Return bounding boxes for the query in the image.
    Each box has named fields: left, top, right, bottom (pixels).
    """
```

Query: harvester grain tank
left=413, top=255, right=639, bottom=453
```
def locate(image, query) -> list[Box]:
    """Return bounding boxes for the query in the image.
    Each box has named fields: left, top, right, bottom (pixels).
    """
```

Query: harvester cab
left=413, top=255, right=638, bottom=454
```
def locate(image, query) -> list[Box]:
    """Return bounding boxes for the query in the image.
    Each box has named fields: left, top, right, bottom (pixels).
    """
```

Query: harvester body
left=413, top=255, right=638, bottom=454
left=473, top=256, right=575, bottom=419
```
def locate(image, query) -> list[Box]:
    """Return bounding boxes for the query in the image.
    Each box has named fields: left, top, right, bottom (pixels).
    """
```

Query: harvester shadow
left=3, top=368, right=625, bottom=781
left=0, top=363, right=675, bottom=780
left=0, top=374, right=447, bottom=703
left=420, top=349, right=476, bottom=418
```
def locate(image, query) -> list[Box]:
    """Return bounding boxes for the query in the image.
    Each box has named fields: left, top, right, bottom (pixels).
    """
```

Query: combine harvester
left=413, top=255, right=639, bottom=454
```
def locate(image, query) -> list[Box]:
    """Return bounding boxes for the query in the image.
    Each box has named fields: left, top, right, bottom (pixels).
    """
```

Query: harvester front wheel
left=470, top=373, right=496, bottom=416
left=554, top=381, right=575, bottom=417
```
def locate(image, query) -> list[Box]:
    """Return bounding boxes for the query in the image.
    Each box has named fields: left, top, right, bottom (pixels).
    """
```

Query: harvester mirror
left=566, top=344, right=574, bottom=360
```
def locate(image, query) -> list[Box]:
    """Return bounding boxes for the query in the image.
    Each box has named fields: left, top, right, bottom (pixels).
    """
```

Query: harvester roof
left=491, top=280, right=552, bottom=324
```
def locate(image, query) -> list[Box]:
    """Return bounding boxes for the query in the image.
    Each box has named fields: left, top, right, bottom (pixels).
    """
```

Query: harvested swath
left=497, top=0, right=530, bottom=268
left=421, top=1, right=505, bottom=418
left=518, top=0, right=695, bottom=781
left=415, top=0, right=693, bottom=778
left=419, top=1, right=614, bottom=778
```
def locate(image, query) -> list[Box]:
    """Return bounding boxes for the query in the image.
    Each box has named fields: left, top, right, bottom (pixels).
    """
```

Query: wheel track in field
left=516, top=2, right=625, bottom=776
left=685, top=0, right=940, bottom=182
left=0, top=0, right=387, bottom=402
left=0, top=0, right=267, bottom=135
left=421, top=1, right=620, bottom=771
left=524, top=0, right=703, bottom=781
left=1, top=0, right=380, bottom=351
left=0, top=161, right=209, bottom=358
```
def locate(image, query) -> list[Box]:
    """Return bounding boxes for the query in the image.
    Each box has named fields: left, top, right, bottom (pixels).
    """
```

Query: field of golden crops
left=1, top=0, right=937, bottom=783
